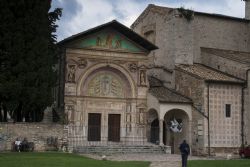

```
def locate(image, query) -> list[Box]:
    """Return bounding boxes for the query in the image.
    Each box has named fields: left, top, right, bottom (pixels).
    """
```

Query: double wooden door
left=88, top=113, right=121, bottom=142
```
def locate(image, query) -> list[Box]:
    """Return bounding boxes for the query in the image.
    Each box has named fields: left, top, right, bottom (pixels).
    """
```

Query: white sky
left=52, top=0, right=246, bottom=41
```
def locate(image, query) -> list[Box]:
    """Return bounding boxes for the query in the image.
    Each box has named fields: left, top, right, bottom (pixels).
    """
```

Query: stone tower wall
left=245, top=0, right=250, bottom=19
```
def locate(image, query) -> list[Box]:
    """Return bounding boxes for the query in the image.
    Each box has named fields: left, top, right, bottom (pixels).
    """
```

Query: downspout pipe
left=207, top=83, right=211, bottom=156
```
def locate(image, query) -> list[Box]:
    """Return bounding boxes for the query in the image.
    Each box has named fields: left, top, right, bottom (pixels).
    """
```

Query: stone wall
left=193, top=15, right=250, bottom=63
left=203, top=84, right=242, bottom=148
left=201, top=49, right=249, bottom=80
left=0, top=123, right=65, bottom=151
left=246, top=0, right=250, bottom=19
left=175, top=69, right=206, bottom=154
left=132, top=6, right=250, bottom=68
left=201, top=50, right=250, bottom=146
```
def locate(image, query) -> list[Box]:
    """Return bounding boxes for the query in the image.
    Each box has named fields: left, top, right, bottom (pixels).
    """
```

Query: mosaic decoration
left=87, top=73, right=124, bottom=98
left=69, top=29, right=144, bottom=52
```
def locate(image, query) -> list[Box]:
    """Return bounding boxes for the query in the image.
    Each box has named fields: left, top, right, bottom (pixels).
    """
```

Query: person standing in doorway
left=179, top=140, right=190, bottom=167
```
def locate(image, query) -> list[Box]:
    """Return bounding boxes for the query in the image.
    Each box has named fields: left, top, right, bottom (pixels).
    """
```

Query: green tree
left=0, top=0, right=62, bottom=122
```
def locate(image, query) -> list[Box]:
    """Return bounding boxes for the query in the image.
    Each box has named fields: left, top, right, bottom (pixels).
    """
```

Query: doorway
left=150, top=119, right=159, bottom=144
left=108, top=114, right=121, bottom=142
left=88, top=113, right=101, bottom=141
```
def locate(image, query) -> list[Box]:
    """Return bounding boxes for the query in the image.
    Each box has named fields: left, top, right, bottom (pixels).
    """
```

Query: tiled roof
left=176, top=64, right=245, bottom=83
left=148, top=77, right=192, bottom=103
left=201, top=47, right=250, bottom=64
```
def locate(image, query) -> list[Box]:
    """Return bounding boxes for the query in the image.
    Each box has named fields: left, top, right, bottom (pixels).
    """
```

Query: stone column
left=159, top=119, right=164, bottom=145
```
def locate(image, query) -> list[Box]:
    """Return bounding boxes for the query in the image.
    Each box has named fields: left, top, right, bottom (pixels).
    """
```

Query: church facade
left=58, top=21, right=158, bottom=147
left=57, top=1, right=250, bottom=156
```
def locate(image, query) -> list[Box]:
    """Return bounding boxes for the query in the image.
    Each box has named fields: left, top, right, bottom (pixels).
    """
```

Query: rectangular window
left=225, top=104, right=231, bottom=118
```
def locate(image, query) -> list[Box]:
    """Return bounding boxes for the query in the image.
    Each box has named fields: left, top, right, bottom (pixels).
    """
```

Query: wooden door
left=108, top=114, right=121, bottom=142
left=88, top=113, right=101, bottom=141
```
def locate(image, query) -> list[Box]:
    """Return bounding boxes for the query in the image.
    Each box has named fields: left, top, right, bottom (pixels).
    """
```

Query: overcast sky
left=52, top=0, right=246, bottom=41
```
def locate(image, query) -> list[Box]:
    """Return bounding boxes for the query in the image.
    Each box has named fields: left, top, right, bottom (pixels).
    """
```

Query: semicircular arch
left=77, top=63, right=136, bottom=98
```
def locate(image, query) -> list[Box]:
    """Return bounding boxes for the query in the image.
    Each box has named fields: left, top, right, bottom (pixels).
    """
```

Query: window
left=225, top=104, right=231, bottom=117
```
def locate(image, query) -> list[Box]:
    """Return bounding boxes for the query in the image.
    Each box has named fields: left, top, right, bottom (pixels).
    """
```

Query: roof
left=148, top=77, right=192, bottom=103
left=201, top=47, right=250, bottom=65
left=58, top=20, right=158, bottom=51
left=132, top=4, right=249, bottom=28
left=176, top=64, right=245, bottom=84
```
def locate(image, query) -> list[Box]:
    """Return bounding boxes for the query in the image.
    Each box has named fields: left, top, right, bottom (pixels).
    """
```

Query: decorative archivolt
left=77, top=63, right=136, bottom=98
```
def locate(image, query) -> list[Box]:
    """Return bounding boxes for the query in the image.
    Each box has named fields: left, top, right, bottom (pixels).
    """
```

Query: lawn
left=189, top=159, right=250, bottom=167
left=0, top=152, right=150, bottom=167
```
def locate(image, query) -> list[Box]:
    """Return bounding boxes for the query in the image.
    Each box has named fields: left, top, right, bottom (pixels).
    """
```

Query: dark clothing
left=179, top=141, right=190, bottom=167
left=181, top=154, right=188, bottom=167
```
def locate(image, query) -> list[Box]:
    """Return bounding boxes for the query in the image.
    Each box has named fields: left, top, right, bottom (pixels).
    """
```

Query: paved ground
left=83, top=154, right=209, bottom=167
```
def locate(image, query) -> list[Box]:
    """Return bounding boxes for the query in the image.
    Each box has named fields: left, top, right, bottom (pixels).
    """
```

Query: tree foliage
left=0, top=0, right=62, bottom=122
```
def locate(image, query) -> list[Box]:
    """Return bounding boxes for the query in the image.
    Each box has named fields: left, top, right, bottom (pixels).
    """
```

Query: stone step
left=74, top=145, right=167, bottom=154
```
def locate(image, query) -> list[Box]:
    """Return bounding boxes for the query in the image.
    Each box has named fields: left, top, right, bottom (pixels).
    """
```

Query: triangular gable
left=67, top=28, right=145, bottom=52
left=58, top=20, right=158, bottom=52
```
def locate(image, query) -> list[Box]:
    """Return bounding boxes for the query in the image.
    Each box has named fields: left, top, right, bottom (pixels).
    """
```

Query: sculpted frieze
left=86, top=101, right=124, bottom=110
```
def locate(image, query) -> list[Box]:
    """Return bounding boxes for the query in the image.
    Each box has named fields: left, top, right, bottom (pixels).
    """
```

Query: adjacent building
left=55, top=1, right=250, bottom=156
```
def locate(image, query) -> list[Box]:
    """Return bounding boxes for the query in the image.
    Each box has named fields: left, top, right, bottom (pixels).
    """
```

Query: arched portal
left=76, top=64, right=135, bottom=144
left=164, top=109, right=190, bottom=154
left=148, top=109, right=159, bottom=144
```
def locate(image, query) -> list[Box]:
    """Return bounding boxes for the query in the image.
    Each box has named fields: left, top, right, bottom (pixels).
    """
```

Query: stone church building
left=55, top=1, right=250, bottom=155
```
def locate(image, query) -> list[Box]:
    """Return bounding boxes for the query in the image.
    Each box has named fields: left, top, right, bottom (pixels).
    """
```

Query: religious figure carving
left=101, top=75, right=111, bottom=96
left=78, top=59, right=87, bottom=69
left=66, top=105, right=74, bottom=123
left=67, top=65, right=76, bottom=82
left=87, top=73, right=124, bottom=98
left=105, top=34, right=114, bottom=48
left=96, top=36, right=102, bottom=46
left=115, top=39, right=122, bottom=48
left=139, top=108, right=145, bottom=124
left=128, top=63, right=137, bottom=73
left=140, top=70, right=146, bottom=85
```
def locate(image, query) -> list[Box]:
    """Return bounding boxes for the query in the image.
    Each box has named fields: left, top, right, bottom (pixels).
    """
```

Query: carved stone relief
left=139, top=70, right=146, bottom=86
left=137, top=108, right=146, bottom=125
left=128, top=63, right=137, bottom=73
left=65, top=105, right=74, bottom=123
left=78, top=58, right=87, bottom=69
left=67, top=64, right=76, bottom=82
left=87, top=73, right=124, bottom=98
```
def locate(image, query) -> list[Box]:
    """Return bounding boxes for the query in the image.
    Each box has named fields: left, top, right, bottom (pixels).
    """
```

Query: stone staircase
left=74, top=145, right=169, bottom=154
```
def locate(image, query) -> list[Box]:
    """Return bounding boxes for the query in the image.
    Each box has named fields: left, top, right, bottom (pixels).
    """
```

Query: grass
left=189, top=159, right=250, bottom=167
left=0, top=152, right=150, bottom=167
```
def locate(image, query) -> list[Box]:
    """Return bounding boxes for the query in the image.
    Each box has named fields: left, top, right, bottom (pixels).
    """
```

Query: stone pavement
left=83, top=154, right=208, bottom=167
